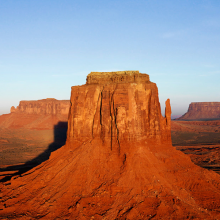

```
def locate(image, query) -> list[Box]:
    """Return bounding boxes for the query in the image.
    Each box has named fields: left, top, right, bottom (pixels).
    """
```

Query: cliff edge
left=0, top=99, right=69, bottom=130
left=178, top=102, right=220, bottom=120
left=10, top=98, right=69, bottom=115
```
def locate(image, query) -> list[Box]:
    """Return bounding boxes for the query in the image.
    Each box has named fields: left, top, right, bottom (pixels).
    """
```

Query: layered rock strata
left=0, top=99, right=70, bottom=129
left=11, top=98, right=70, bottom=115
left=67, top=71, right=171, bottom=149
left=86, top=70, right=149, bottom=84
left=178, top=102, right=220, bottom=120
left=1, top=71, right=220, bottom=219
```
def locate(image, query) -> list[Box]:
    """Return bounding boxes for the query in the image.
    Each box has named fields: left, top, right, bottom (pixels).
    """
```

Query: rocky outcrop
left=10, top=98, right=70, bottom=116
left=86, top=70, right=149, bottom=84
left=178, top=102, right=220, bottom=120
left=1, top=71, right=220, bottom=219
left=10, top=106, right=16, bottom=113
left=67, top=71, right=171, bottom=148
left=0, top=99, right=69, bottom=130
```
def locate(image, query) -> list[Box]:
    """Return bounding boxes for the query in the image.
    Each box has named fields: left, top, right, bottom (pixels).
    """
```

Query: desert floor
left=172, top=120, right=220, bottom=174
left=0, top=120, right=220, bottom=182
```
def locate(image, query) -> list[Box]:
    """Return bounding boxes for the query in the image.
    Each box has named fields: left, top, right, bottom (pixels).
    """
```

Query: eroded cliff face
left=178, top=102, right=220, bottom=120
left=67, top=71, right=171, bottom=151
left=1, top=71, right=220, bottom=220
left=0, top=98, right=70, bottom=129
left=11, top=98, right=70, bottom=116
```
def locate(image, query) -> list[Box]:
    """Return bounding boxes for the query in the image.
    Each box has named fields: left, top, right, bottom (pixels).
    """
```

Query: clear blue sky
left=0, top=0, right=220, bottom=116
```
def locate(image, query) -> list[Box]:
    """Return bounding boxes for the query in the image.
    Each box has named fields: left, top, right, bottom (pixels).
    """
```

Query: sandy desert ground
left=0, top=117, right=220, bottom=183
left=0, top=114, right=67, bottom=182
left=171, top=120, right=220, bottom=174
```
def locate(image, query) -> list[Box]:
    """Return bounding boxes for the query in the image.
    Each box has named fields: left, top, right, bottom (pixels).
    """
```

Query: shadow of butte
left=0, top=121, right=68, bottom=183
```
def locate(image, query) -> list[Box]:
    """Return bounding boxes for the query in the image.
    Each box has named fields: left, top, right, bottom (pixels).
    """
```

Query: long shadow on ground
left=0, top=121, right=68, bottom=183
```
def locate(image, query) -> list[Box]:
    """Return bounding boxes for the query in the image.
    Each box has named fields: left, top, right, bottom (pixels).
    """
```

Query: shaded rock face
left=1, top=71, right=220, bottom=219
left=10, top=98, right=70, bottom=116
left=178, top=102, right=220, bottom=120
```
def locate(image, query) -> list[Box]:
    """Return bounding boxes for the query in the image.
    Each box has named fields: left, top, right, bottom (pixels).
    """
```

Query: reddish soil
left=0, top=112, right=67, bottom=130
left=0, top=100, right=69, bottom=182
left=171, top=120, right=220, bottom=174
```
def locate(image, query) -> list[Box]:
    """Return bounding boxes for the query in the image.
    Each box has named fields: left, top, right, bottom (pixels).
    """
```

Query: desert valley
left=0, top=71, right=220, bottom=219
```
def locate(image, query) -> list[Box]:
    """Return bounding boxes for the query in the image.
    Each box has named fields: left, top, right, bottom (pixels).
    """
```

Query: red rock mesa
left=177, top=102, right=220, bottom=120
left=0, top=99, right=69, bottom=130
left=1, top=71, right=220, bottom=219
left=10, top=98, right=69, bottom=115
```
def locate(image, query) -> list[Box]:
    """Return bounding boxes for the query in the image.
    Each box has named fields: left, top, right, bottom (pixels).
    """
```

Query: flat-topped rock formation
left=0, top=98, right=70, bottom=168
left=178, top=102, right=220, bottom=120
left=10, top=98, right=70, bottom=115
left=0, top=99, right=69, bottom=130
left=68, top=71, right=171, bottom=147
left=1, top=71, right=220, bottom=219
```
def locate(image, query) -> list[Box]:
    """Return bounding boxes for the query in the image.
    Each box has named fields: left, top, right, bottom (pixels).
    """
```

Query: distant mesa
left=10, top=98, right=70, bottom=116
left=177, top=102, right=220, bottom=120
left=0, top=99, right=69, bottom=130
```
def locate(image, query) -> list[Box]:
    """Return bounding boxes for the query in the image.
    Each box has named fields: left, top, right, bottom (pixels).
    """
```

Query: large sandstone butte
left=1, top=71, right=220, bottom=219
left=177, top=102, right=220, bottom=121
left=0, top=98, right=69, bottom=130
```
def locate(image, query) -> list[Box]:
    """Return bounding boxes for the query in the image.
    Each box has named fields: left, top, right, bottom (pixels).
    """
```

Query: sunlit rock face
left=67, top=71, right=171, bottom=149
left=11, top=98, right=70, bottom=115
left=0, top=99, right=70, bottom=130
left=178, top=102, right=220, bottom=120
left=1, top=71, right=220, bottom=220
left=86, top=70, right=150, bottom=84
